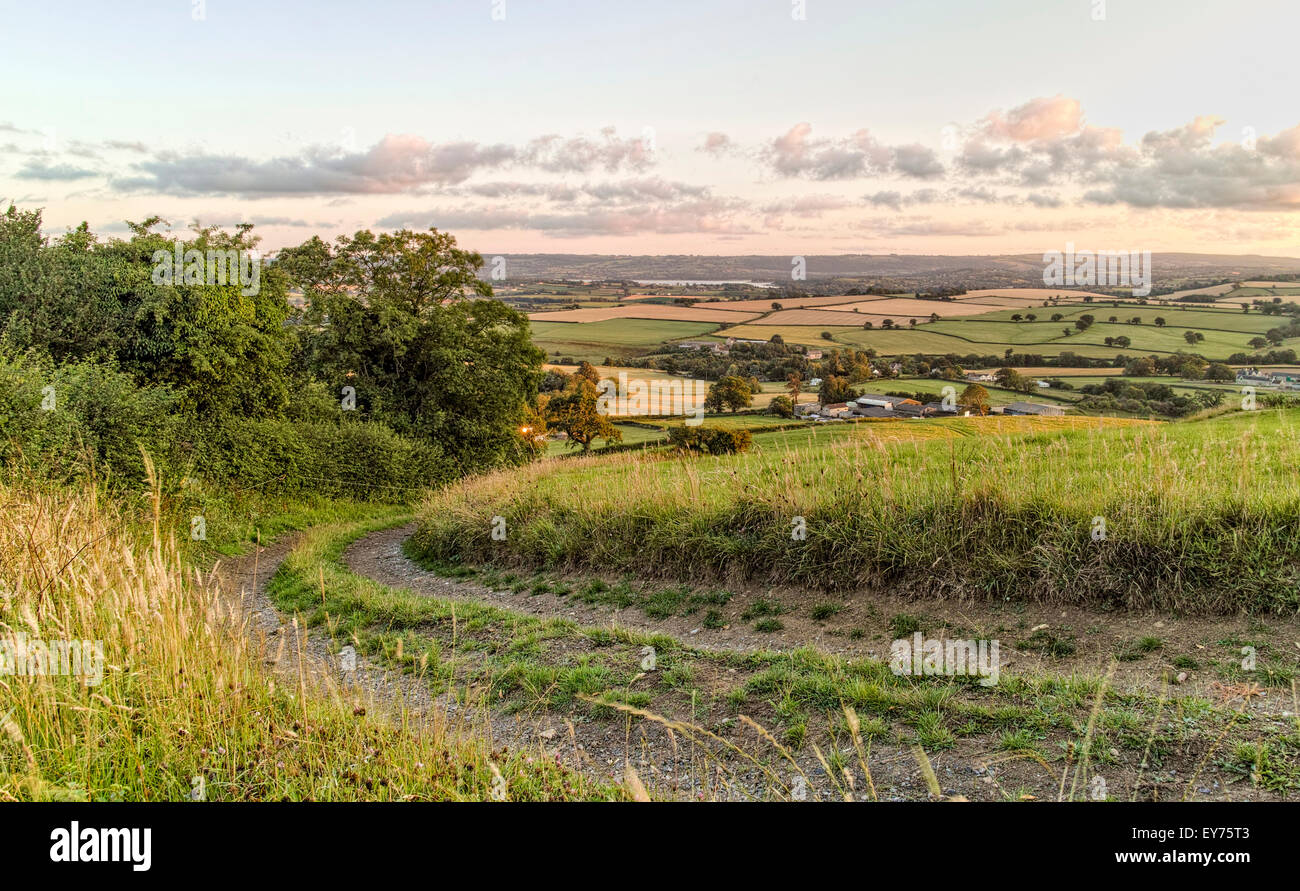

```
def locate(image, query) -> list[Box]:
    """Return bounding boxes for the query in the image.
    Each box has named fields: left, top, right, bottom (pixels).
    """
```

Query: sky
left=3, top=0, right=1300, bottom=256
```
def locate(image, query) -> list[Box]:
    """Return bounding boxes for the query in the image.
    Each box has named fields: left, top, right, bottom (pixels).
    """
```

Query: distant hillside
left=484, top=253, right=1300, bottom=294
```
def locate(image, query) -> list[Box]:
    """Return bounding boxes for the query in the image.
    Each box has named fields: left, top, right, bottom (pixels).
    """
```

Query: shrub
left=192, top=417, right=455, bottom=500
left=666, top=425, right=753, bottom=455
left=0, top=351, right=182, bottom=486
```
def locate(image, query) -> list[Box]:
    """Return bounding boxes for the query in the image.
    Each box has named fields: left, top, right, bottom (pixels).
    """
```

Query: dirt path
left=209, top=534, right=435, bottom=718
left=209, top=533, right=817, bottom=800
left=345, top=526, right=1300, bottom=715
left=339, top=524, right=1298, bottom=802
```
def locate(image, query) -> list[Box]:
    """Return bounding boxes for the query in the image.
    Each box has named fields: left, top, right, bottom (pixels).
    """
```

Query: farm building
left=854, top=393, right=900, bottom=409
left=1003, top=401, right=1065, bottom=417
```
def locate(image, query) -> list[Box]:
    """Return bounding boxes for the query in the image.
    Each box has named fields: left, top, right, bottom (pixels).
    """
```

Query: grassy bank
left=410, top=411, right=1300, bottom=614
left=0, top=482, right=612, bottom=801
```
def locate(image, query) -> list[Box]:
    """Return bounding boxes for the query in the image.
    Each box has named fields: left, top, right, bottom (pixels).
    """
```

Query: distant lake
left=632, top=279, right=778, bottom=288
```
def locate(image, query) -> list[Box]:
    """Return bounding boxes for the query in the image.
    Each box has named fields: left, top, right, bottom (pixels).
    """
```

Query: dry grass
left=0, top=474, right=614, bottom=801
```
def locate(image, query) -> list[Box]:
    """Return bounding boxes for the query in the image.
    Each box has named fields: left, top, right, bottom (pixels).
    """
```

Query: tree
left=1205, top=362, right=1234, bottom=382
left=995, top=367, right=1025, bottom=390
left=546, top=378, right=621, bottom=452
left=818, top=375, right=856, bottom=404
left=576, top=361, right=601, bottom=385
left=1248, top=337, right=1269, bottom=350
left=786, top=372, right=804, bottom=403
left=768, top=395, right=794, bottom=417
left=283, top=226, right=543, bottom=469
left=1125, top=356, right=1156, bottom=376
left=705, top=375, right=753, bottom=412
left=958, top=383, right=989, bottom=414
left=1154, top=317, right=1166, bottom=327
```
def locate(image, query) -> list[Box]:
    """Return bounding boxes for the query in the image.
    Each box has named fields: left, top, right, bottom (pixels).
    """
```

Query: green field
left=715, top=314, right=1296, bottom=360
left=414, top=410, right=1300, bottom=614
left=525, top=284, right=1300, bottom=362
left=531, top=318, right=721, bottom=362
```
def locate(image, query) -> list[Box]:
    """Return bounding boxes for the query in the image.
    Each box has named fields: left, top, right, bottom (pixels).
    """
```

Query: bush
left=768, top=395, right=794, bottom=418
left=192, top=417, right=455, bottom=500
left=0, top=351, right=182, bottom=486
left=666, top=425, right=753, bottom=455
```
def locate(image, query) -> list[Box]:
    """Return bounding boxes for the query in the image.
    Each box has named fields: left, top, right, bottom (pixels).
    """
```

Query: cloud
left=376, top=195, right=749, bottom=238
left=104, top=140, right=149, bottom=153
left=110, top=129, right=654, bottom=198
left=760, top=194, right=854, bottom=216
left=981, top=95, right=1084, bottom=142
left=763, top=124, right=945, bottom=181
left=1080, top=117, right=1300, bottom=210
left=518, top=127, right=652, bottom=174
left=698, top=132, right=734, bottom=155
left=764, top=123, right=891, bottom=180
left=15, top=161, right=99, bottom=181
left=892, top=143, right=945, bottom=179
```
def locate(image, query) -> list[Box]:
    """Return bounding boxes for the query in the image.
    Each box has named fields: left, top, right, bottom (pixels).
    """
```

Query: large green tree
left=280, top=227, right=543, bottom=470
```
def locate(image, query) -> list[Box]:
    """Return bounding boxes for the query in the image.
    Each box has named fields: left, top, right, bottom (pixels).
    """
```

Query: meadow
left=411, top=410, right=1300, bottom=614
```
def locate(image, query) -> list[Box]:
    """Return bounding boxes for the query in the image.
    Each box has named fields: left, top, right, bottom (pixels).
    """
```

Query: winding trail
left=205, top=521, right=1299, bottom=801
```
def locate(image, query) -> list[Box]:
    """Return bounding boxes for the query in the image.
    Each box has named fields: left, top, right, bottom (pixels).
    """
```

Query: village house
left=677, top=340, right=728, bottom=355
left=1235, top=368, right=1295, bottom=388
left=963, top=371, right=997, bottom=383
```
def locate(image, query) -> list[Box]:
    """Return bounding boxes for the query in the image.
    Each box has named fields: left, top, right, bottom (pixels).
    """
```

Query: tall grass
left=0, top=477, right=613, bottom=801
left=412, top=412, right=1300, bottom=613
